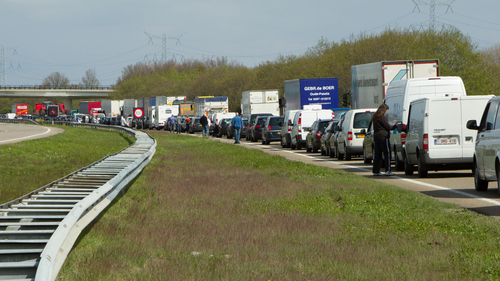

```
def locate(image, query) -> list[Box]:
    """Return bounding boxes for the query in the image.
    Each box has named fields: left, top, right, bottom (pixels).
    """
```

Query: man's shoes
left=385, top=172, right=395, bottom=176
left=373, top=173, right=383, bottom=176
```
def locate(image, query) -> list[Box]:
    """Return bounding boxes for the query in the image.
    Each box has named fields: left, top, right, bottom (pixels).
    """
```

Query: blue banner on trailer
left=299, top=78, right=339, bottom=109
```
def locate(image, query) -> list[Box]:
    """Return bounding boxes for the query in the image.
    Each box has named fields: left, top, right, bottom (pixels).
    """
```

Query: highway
left=197, top=133, right=500, bottom=220
left=0, top=123, right=63, bottom=145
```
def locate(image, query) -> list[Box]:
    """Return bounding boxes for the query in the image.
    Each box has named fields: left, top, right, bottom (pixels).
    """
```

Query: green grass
left=0, top=125, right=135, bottom=203
left=32, top=132, right=500, bottom=280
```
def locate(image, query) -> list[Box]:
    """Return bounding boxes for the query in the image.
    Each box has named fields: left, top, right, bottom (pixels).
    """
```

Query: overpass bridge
left=0, top=87, right=113, bottom=113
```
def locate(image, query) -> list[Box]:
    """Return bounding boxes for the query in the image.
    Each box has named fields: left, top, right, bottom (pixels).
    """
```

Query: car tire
left=306, top=143, right=312, bottom=152
left=321, top=147, right=325, bottom=156
left=404, top=155, right=414, bottom=176
left=312, top=145, right=318, bottom=153
left=417, top=155, right=428, bottom=178
left=363, top=149, right=371, bottom=164
left=329, top=146, right=335, bottom=158
left=281, top=138, right=286, bottom=148
left=474, top=160, right=488, bottom=191
left=291, top=139, right=296, bottom=150
left=395, top=146, right=404, bottom=171
left=296, top=137, right=302, bottom=150
left=345, top=144, right=351, bottom=161
left=337, top=147, right=344, bottom=161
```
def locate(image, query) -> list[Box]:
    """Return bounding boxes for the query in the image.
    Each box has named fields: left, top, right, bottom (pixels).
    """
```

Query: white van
left=290, top=109, right=333, bottom=150
left=154, top=105, right=179, bottom=130
left=336, top=108, right=376, bottom=160
left=466, top=96, right=500, bottom=192
left=148, top=106, right=157, bottom=129
left=211, top=112, right=236, bottom=135
left=384, top=76, right=467, bottom=170
left=281, top=109, right=301, bottom=148
left=404, top=95, right=492, bottom=177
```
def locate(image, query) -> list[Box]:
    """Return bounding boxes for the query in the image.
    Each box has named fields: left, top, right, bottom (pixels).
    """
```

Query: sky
left=2, top=0, right=500, bottom=87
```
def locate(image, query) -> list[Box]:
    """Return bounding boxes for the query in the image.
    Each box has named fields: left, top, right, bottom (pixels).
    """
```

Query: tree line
left=2, top=27, right=500, bottom=114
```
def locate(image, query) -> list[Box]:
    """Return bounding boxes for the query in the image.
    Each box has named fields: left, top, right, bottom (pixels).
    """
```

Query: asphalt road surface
left=192, top=132, right=500, bottom=220
left=0, top=123, right=64, bottom=145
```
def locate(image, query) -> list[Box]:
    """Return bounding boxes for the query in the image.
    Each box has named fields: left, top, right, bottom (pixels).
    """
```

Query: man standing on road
left=200, top=114, right=209, bottom=139
left=185, top=116, right=191, bottom=133
left=176, top=115, right=183, bottom=134
left=168, top=115, right=176, bottom=133
left=231, top=112, right=243, bottom=144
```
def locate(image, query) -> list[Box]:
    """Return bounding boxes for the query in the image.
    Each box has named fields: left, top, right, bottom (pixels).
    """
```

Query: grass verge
left=0, top=125, right=135, bottom=203
left=58, top=133, right=500, bottom=280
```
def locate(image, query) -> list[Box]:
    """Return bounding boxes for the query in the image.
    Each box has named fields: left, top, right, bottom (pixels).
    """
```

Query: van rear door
left=427, top=98, right=462, bottom=159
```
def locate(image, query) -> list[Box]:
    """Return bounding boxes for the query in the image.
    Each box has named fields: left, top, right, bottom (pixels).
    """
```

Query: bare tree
left=81, top=68, right=100, bottom=88
left=42, top=72, right=70, bottom=88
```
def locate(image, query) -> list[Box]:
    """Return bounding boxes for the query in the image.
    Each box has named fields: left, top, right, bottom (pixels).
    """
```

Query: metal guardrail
left=0, top=122, right=156, bottom=281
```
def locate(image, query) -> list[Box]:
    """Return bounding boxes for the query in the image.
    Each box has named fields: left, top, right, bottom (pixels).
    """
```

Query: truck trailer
left=194, top=96, right=228, bottom=117
left=284, top=78, right=339, bottom=112
left=241, top=90, right=280, bottom=116
left=350, top=59, right=439, bottom=109
left=101, top=100, right=124, bottom=117
left=11, top=104, right=28, bottom=116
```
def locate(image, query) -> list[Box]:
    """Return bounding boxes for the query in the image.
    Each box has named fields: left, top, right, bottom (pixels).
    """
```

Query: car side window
left=483, top=101, right=499, bottom=131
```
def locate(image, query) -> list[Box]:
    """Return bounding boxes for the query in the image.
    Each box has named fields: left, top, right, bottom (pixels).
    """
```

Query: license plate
left=356, top=134, right=365, bottom=138
left=278, top=132, right=281, bottom=134
left=435, top=138, right=457, bottom=145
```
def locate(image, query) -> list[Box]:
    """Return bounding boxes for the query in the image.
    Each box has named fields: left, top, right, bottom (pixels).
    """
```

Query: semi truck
left=283, top=78, right=340, bottom=112
left=11, top=104, right=28, bottom=116
left=350, top=59, right=439, bottom=109
left=194, top=96, right=228, bottom=117
left=35, top=102, right=66, bottom=116
left=101, top=100, right=124, bottom=117
left=122, top=99, right=136, bottom=118
left=241, top=90, right=280, bottom=116
left=79, top=101, right=102, bottom=115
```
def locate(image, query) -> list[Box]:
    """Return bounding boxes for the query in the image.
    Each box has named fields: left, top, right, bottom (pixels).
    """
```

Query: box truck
left=11, top=104, right=28, bottom=116
left=101, top=100, right=123, bottom=117
left=79, top=101, right=102, bottom=115
left=122, top=99, right=136, bottom=118
left=284, top=78, right=339, bottom=112
left=241, top=90, right=280, bottom=116
left=351, top=59, right=439, bottom=109
left=194, top=96, right=228, bottom=117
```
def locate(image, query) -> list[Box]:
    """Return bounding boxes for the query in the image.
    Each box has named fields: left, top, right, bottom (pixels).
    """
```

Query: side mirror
left=466, top=120, right=479, bottom=130
left=397, top=123, right=407, bottom=133
left=360, top=129, right=366, bottom=134
left=334, top=125, right=342, bottom=132
left=279, top=122, right=283, bottom=127
left=288, top=120, right=293, bottom=126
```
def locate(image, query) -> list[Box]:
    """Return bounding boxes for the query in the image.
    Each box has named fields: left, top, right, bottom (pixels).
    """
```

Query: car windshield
left=257, top=118, right=266, bottom=125
left=270, top=117, right=283, bottom=125
left=319, top=121, right=330, bottom=132
left=353, top=112, right=374, bottom=129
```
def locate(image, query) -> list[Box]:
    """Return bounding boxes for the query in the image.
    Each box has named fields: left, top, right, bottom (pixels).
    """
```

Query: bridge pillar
left=62, top=98, right=72, bottom=114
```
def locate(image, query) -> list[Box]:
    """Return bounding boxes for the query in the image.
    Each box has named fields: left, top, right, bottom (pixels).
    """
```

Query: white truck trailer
left=153, top=105, right=180, bottom=130
left=101, top=100, right=124, bottom=117
left=122, top=99, right=136, bottom=118
left=351, top=60, right=439, bottom=109
left=241, top=90, right=280, bottom=116
left=194, top=96, right=228, bottom=117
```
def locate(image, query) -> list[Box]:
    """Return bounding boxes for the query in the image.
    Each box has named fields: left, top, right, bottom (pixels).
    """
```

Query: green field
left=0, top=125, right=134, bottom=204
left=51, top=132, right=500, bottom=280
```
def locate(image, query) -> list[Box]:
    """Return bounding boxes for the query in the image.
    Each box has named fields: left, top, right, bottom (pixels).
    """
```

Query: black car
left=245, top=113, right=273, bottom=141
left=249, top=116, right=268, bottom=142
left=216, top=118, right=232, bottom=138
left=261, top=116, right=284, bottom=145
left=320, top=120, right=339, bottom=156
left=188, top=117, right=202, bottom=134
left=306, top=119, right=333, bottom=153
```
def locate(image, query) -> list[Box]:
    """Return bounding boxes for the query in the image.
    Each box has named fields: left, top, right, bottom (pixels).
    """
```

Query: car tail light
left=288, top=127, right=292, bottom=132
left=348, top=131, right=353, bottom=141
left=316, top=132, right=322, bottom=138
left=267, top=125, right=271, bottom=131
left=423, top=133, right=428, bottom=150
left=401, top=131, right=406, bottom=145
left=255, top=125, right=261, bottom=129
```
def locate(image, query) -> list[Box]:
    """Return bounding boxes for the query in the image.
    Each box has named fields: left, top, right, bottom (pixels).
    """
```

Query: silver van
left=466, top=96, right=500, bottom=192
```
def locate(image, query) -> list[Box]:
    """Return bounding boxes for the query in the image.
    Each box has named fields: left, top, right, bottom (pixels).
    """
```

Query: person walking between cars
left=372, top=103, right=398, bottom=176
left=176, top=115, right=183, bottom=134
left=185, top=116, right=191, bottom=133
left=200, top=114, right=209, bottom=139
left=168, top=115, right=176, bottom=133
left=231, top=112, right=243, bottom=144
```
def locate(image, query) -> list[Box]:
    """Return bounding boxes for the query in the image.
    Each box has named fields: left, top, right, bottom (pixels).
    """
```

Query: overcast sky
left=2, top=0, right=499, bottom=87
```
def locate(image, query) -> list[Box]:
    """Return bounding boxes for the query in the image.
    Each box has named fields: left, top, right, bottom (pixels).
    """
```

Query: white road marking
left=0, top=126, right=53, bottom=144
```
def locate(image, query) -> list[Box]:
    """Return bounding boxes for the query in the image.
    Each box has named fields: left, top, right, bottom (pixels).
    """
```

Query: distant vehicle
left=336, top=109, right=376, bottom=160
left=261, top=116, right=284, bottom=145
left=249, top=116, right=268, bottom=142
left=188, top=117, right=202, bottom=134
left=245, top=113, right=273, bottom=141
left=290, top=109, right=333, bottom=150
left=281, top=109, right=301, bottom=148
left=283, top=78, right=340, bottom=111
left=306, top=119, right=332, bottom=153
left=320, top=120, right=339, bottom=156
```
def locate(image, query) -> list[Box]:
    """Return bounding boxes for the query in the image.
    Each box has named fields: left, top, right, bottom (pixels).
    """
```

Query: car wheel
left=329, top=146, right=335, bottom=158
left=363, top=148, right=371, bottom=164
left=291, top=139, right=296, bottom=150
left=337, top=146, right=344, bottom=161
left=395, top=146, right=404, bottom=171
left=345, top=144, right=351, bottom=161
left=474, top=160, right=488, bottom=191
left=417, top=155, right=428, bottom=178
left=296, top=137, right=302, bottom=150
left=312, top=145, right=318, bottom=153
left=321, top=146, right=325, bottom=156
left=281, top=138, right=286, bottom=148
left=306, top=143, right=312, bottom=152
left=404, top=154, right=414, bottom=176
